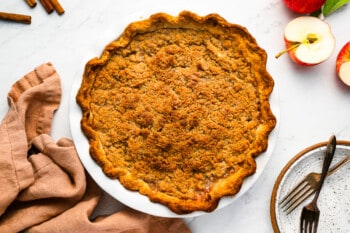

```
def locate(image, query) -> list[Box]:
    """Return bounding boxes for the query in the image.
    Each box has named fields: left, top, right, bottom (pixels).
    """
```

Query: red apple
left=276, top=16, right=335, bottom=66
left=336, top=42, right=350, bottom=86
left=283, top=0, right=326, bottom=14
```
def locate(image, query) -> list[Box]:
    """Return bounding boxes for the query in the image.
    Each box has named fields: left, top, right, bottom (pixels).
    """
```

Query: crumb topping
left=77, top=11, right=276, bottom=214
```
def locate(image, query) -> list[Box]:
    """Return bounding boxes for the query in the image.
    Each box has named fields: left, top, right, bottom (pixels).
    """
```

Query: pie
left=76, top=11, right=276, bottom=214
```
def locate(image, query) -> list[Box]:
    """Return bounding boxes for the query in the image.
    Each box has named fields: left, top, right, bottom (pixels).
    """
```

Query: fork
left=279, top=151, right=350, bottom=214
left=300, top=135, right=336, bottom=233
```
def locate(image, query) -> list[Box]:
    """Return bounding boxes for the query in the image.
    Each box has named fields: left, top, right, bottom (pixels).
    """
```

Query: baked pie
left=76, top=11, right=276, bottom=214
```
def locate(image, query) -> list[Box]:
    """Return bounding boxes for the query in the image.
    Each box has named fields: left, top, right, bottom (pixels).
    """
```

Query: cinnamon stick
left=49, top=0, right=65, bottom=15
left=0, top=12, right=31, bottom=24
left=25, top=0, right=37, bottom=8
left=39, top=0, right=54, bottom=14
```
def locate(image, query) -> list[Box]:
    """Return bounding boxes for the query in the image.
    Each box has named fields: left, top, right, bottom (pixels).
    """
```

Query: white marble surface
left=1, top=0, right=350, bottom=232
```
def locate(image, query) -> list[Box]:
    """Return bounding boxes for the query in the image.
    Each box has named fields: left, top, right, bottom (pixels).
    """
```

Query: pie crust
left=76, top=11, right=276, bottom=214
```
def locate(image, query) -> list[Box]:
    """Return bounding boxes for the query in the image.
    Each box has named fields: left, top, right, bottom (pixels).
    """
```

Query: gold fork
left=300, top=135, right=336, bottom=233
left=279, top=136, right=349, bottom=214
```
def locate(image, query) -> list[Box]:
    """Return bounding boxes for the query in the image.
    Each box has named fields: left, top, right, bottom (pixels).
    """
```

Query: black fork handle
left=313, top=135, right=336, bottom=202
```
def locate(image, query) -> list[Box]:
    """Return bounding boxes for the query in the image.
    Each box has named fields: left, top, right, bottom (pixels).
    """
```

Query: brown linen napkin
left=0, top=63, right=191, bottom=233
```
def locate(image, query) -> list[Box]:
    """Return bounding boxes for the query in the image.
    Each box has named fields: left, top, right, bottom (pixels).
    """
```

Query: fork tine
left=313, top=215, right=319, bottom=233
left=308, top=219, right=313, bottom=233
left=300, top=215, right=307, bottom=233
left=300, top=217, right=304, bottom=232
left=311, top=216, right=318, bottom=233
left=279, top=180, right=308, bottom=206
left=312, top=222, right=317, bottom=233
left=284, top=188, right=314, bottom=214
left=280, top=183, right=313, bottom=213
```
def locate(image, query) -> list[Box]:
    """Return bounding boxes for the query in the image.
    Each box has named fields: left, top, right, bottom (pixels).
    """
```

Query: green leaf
left=323, top=0, right=350, bottom=16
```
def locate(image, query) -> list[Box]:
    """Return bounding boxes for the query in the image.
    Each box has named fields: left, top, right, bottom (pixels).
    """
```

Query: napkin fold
left=0, top=63, right=191, bottom=233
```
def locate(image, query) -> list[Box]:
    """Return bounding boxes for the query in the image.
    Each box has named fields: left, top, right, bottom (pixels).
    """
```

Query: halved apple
left=336, top=42, right=350, bottom=86
left=276, top=16, right=336, bottom=66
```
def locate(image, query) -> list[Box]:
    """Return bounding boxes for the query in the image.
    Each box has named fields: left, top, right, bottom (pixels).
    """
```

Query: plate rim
left=270, top=139, right=350, bottom=233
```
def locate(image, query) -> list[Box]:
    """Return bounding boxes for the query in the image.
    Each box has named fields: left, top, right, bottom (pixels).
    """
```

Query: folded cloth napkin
left=0, top=63, right=191, bottom=233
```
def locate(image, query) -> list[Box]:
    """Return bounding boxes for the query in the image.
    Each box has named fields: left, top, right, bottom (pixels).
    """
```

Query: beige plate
left=271, top=140, right=350, bottom=233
